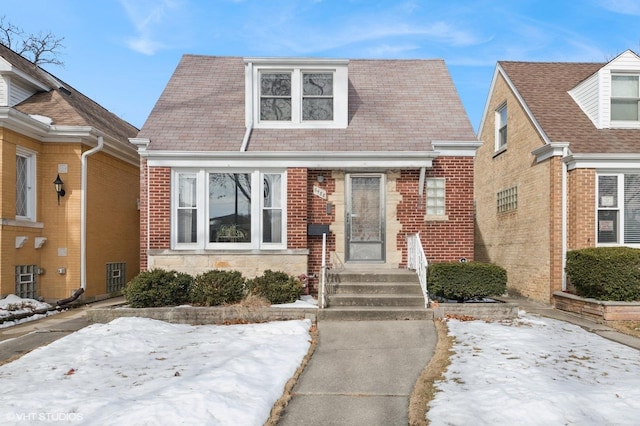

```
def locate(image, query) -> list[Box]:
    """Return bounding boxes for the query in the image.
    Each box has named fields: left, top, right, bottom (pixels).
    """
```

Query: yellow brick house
left=0, top=44, right=139, bottom=302
left=475, top=50, right=640, bottom=303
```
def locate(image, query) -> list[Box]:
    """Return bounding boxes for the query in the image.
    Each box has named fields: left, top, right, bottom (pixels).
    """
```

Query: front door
left=345, top=173, right=385, bottom=262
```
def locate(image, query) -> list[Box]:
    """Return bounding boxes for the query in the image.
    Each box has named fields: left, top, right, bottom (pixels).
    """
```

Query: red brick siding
left=148, top=167, right=171, bottom=251
left=287, top=168, right=308, bottom=250
left=139, top=158, right=148, bottom=270
left=397, top=157, right=475, bottom=265
left=306, top=170, right=336, bottom=293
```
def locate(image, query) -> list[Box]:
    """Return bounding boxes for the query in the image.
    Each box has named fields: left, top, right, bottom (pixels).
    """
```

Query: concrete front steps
left=318, top=267, right=432, bottom=321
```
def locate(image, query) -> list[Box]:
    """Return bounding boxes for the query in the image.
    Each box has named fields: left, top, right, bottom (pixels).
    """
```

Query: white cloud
left=119, top=0, right=187, bottom=55
left=596, top=0, right=640, bottom=15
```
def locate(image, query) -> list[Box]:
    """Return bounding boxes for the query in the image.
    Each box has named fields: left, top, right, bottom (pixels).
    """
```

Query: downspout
left=418, top=167, right=426, bottom=197
left=561, top=146, right=568, bottom=291
left=240, top=61, right=253, bottom=152
left=80, top=135, right=104, bottom=290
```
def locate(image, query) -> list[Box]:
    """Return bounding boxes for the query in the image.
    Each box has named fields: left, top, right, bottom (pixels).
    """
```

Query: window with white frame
left=248, top=58, right=348, bottom=129
left=426, top=178, right=446, bottom=216
left=259, top=70, right=334, bottom=123
left=611, top=75, right=640, bottom=122
left=16, top=147, right=36, bottom=221
left=260, top=73, right=292, bottom=121
left=597, top=174, right=640, bottom=245
left=495, top=103, right=507, bottom=151
left=173, top=169, right=286, bottom=249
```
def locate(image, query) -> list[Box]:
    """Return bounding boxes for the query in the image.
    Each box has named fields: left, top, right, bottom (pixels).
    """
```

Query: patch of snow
left=0, top=295, right=58, bottom=329
left=0, top=317, right=312, bottom=425
left=427, top=312, right=640, bottom=425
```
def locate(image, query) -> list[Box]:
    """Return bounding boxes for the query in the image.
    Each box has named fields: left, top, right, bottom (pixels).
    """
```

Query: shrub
left=247, top=270, right=303, bottom=304
left=190, top=270, right=246, bottom=306
left=123, top=269, right=193, bottom=308
left=565, top=247, right=640, bottom=301
left=428, top=262, right=507, bottom=302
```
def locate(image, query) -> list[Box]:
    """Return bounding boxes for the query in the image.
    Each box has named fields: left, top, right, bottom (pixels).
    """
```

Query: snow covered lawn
left=428, top=313, right=640, bottom=425
left=1, top=317, right=312, bottom=425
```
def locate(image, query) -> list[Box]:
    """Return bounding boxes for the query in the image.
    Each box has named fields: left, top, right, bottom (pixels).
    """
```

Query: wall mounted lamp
left=54, top=174, right=65, bottom=205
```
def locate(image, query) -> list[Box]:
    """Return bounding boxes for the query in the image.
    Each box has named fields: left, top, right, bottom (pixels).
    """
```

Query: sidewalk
left=0, top=297, right=125, bottom=365
left=278, top=320, right=437, bottom=426
left=501, top=296, right=640, bottom=351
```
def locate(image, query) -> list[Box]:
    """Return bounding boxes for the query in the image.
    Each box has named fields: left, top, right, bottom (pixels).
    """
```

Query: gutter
left=561, top=146, right=568, bottom=291
left=80, top=135, right=104, bottom=290
left=240, top=61, right=253, bottom=152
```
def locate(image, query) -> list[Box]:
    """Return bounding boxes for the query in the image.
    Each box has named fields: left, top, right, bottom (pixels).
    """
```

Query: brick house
left=475, top=50, right=640, bottom=303
left=0, top=44, right=140, bottom=302
left=132, top=56, right=478, bottom=292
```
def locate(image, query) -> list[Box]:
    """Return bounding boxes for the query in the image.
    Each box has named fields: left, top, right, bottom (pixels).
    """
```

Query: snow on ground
left=428, top=312, right=640, bottom=426
left=0, top=295, right=58, bottom=329
left=0, top=317, right=312, bottom=425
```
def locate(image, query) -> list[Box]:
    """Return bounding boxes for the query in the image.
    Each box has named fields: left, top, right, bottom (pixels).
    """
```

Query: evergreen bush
left=247, top=270, right=303, bottom=304
left=123, top=269, right=193, bottom=308
left=428, top=262, right=507, bottom=302
left=565, top=247, right=640, bottom=301
left=190, top=270, right=246, bottom=306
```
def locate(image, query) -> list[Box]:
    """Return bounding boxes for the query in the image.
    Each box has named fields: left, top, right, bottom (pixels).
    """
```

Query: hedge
left=190, top=270, right=246, bottom=306
left=565, top=247, right=640, bottom=301
left=123, top=269, right=193, bottom=308
left=428, top=261, right=507, bottom=302
left=247, top=270, right=303, bottom=304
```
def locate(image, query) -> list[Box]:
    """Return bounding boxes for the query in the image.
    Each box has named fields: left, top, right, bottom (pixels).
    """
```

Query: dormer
left=244, top=57, right=349, bottom=129
left=570, top=49, right=640, bottom=129
left=0, top=55, right=49, bottom=107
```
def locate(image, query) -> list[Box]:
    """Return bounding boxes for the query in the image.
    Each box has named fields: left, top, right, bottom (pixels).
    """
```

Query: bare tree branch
left=0, top=16, right=64, bottom=67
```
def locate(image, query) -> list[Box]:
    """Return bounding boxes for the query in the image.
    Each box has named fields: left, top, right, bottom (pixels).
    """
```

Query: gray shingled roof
left=500, top=61, right=640, bottom=154
left=0, top=44, right=139, bottom=143
left=138, top=55, right=475, bottom=152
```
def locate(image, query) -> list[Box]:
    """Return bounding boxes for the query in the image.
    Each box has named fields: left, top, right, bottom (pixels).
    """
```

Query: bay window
left=173, top=169, right=286, bottom=249
left=597, top=174, right=640, bottom=245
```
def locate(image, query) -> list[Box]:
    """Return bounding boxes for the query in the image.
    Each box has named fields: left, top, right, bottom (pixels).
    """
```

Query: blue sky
left=3, top=0, right=640, bottom=132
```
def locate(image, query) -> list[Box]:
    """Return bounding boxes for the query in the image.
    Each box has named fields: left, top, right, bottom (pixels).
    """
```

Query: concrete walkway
left=278, top=320, right=437, bottom=426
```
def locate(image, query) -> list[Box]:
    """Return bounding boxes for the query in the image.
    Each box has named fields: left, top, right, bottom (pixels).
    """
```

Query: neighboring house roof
left=0, top=43, right=138, bottom=144
left=138, top=55, right=476, bottom=152
left=498, top=60, right=640, bottom=154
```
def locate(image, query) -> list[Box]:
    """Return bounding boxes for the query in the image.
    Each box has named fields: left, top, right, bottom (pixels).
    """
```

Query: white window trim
left=171, top=168, right=287, bottom=251
left=16, top=146, right=37, bottom=222
left=610, top=73, right=640, bottom=129
left=248, top=61, right=348, bottom=129
left=494, top=103, right=507, bottom=152
left=596, top=173, right=640, bottom=247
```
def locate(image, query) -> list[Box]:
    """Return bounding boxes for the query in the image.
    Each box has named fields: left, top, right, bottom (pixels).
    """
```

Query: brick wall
left=396, top=157, right=475, bottom=266
left=139, top=158, right=148, bottom=270
left=306, top=170, right=336, bottom=292
left=148, top=167, right=171, bottom=251
left=475, top=73, right=555, bottom=302
left=287, top=168, right=308, bottom=250
left=567, top=168, right=596, bottom=250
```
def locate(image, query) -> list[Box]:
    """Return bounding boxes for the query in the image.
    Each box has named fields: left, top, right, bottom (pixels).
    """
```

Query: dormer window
left=303, top=73, right=333, bottom=120
left=247, top=58, right=348, bottom=129
left=259, top=71, right=334, bottom=122
left=260, top=73, right=292, bottom=121
left=611, top=74, right=640, bottom=122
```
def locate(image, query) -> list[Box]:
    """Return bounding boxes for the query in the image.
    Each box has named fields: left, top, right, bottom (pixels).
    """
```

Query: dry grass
left=264, top=322, right=318, bottom=426
left=408, top=319, right=454, bottom=426
left=606, top=321, right=640, bottom=338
